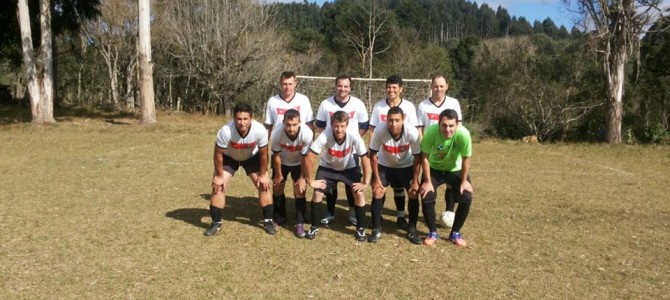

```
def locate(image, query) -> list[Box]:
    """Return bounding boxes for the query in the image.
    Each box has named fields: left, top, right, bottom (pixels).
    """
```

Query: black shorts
left=315, top=166, right=362, bottom=194
left=223, top=153, right=261, bottom=175
left=426, top=167, right=471, bottom=202
left=375, top=165, right=413, bottom=189
left=272, top=164, right=301, bottom=182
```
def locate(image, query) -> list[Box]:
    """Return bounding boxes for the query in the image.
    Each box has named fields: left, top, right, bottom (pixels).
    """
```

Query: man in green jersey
left=419, top=109, right=472, bottom=247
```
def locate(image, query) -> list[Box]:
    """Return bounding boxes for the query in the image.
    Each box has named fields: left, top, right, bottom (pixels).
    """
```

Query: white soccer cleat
left=441, top=211, right=455, bottom=228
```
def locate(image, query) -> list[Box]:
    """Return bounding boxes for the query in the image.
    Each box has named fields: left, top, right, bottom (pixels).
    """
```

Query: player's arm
left=410, top=154, right=421, bottom=193
left=304, top=149, right=325, bottom=189
left=369, top=150, right=383, bottom=191
left=460, top=156, right=473, bottom=193
left=419, top=152, right=434, bottom=198
left=212, top=145, right=226, bottom=193
left=271, top=151, right=283, bottom=187
left=352, top=153, right=371, bottom=194
left=256, top=146, right=271, bottom=190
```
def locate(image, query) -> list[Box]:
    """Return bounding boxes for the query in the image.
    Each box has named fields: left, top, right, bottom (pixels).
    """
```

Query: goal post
left=296, top=75, right=432, bottom=112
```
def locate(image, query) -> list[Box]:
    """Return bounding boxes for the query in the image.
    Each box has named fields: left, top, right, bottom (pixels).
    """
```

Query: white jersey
left=369, top=99, right=419, bottom=128
left=369, top=123, right=421, bottom=168
left=270, top=123, right=314, bottom=166
left=417, top=96, right=462, bottom=127
left=315, top=96, right=369, bottom=134
left=264, top=92, right=314, bottom=127
left=216, top=120, right=268, bottom=162
left=310, top=128, right=368, bottom=171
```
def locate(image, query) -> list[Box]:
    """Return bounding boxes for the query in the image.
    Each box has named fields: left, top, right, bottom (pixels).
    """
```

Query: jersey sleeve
left=263, top=99, right=274, bottom=126
left=369, top=105, right=380, bottom=127
left=302, top=97, right=315, bottom=123
left=458, top=127, right=472, bottom=157
left=216, top=127, right=230, bottom=149
left=353, top=134, right=368, bottom=156
left=406, top=105, right=420, bottom=127
left=257, top=124, right=269, bottom=148
left=409, top=128, right=422, bottom=155
left=315, top=101, right=328, bottom=128
left=369, top=128, right=381, bottom=151
left=420, top=127, right=434, bottom=154
left=310, top=131, right=327, bottom=154
left=301, top=127, right=314, bottom=155
left=416, top=102, right=426, bottom=127
left=270, top=126, right=282, bottom=153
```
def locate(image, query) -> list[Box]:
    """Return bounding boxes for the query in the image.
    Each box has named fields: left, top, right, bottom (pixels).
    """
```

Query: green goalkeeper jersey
left=420, top=124, right=472, bottom=172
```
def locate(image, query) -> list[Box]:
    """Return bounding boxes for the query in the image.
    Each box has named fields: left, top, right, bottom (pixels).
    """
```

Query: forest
left=0, top=0, right=668, bottom=143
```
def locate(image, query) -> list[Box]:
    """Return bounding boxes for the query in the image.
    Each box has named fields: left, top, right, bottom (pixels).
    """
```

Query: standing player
left=368, top=107, right=423, bottom=244
left=264, top=71, right=315, bottom=135
left=416, top=75, right=463, bottom=228
left=315, top=75, right=369, bottom=226
left=264, top=71, right=314, bottom=219
left=270, top=109, right=314, bottom=237
left=304, top=111, right=372, bottom=241
left=419, top=109, right=473, bottom=247
left=369, top=74, right=419, bottom=230
left=205, top=103, right=274, bottom=236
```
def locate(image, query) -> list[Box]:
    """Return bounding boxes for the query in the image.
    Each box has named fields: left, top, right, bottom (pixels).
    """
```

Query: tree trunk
left=138, top=0, right=156, bottom=124
left=38, top=0, right=55, bottom=123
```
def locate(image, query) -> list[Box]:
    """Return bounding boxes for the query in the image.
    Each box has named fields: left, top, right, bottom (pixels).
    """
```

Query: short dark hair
left=280, top=71, right=296, bottom=81
left=283, top=108, right=300, bottom=121
left=439, top=109, right=459, bottom=122
left=387, top=106, right=404, bottom=119
left=331, top=110, right=350, bottom=124
left=233, top=103, right=253, bottom=117
left=335, top=74, right=352, bottom=86
left=386, top=74, right=403, bottom=87
left=431, top=75, right=449, bottom=85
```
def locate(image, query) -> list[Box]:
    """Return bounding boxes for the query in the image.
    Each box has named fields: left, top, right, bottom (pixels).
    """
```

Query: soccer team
left=205, top=72, right=473, bottom=247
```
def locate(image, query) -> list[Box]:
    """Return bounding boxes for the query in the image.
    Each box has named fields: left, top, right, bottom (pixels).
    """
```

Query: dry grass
left=1, top=106, right=669, bottom=299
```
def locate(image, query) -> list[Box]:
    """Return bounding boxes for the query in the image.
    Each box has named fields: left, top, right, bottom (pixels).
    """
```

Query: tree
left=138, top=0, right=155, bottom=124
left=569, top=0, right=665, bottom=143
left=17, top=0, right=55, bottom=124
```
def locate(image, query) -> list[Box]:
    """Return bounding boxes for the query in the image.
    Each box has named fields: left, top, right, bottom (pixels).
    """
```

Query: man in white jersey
left=416, top=75, right=463, bottom=229
left=205, top=103, right=274, bottom=236
left=368, top=106, right=423, bottom=244
left=270, top=109, right=314, bottom=238
left=264, top=71, right=315, bottom=137
left=315, top=75, right=369, bottom=226
left=304, top=111, right=372, bottom=241
left=369, top=74, right=419, bottom=231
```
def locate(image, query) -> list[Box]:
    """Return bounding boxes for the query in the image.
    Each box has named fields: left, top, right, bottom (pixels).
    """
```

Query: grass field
left=1, top=106, right=669, bottom=299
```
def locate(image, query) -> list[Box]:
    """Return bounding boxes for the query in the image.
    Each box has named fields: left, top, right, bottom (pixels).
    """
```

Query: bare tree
left=17, top=0, right=55, bottom=124
left=338, top=0, right=391, bottom=78
left=138, top=0, right=155, bottom=123
left=158, top=0, right=288, bottom=114
left=569, top=0, right=665, bottom=143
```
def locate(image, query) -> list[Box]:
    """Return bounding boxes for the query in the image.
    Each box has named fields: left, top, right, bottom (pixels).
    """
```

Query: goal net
left=296, top=75, right=431, bottom=113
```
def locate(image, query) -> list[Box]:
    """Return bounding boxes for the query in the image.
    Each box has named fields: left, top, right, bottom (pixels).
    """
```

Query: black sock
left=311, top=201, right=322, bottom=227
left=295, top=197, right=307, bottom=224
left=422, top=202, right=437, bottom=233
left=371, top=197, right=384, bottom=229
left=261, top=204, right=273, bottom=221
left=326, top=186, right=337, bottom=215
left=209, top=205, right=223, bottom=223
left=354, top=204, right=366, bottom=230
left=407, top=198, right=419, bottom=230
left=446, top=189, right=456, bottom=212
left=279, top=194, right=287, bottom=216
left=394, top=188, right=405, bottom=215
left=346, top=186, right=355, bottom=208
left=452, top=192, right=472, bottom=232
left=273, top=195, right=283, bottom=217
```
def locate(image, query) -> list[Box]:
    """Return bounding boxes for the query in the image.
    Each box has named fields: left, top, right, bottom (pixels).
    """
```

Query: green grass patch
left=1, top=105, right=669, bottom=298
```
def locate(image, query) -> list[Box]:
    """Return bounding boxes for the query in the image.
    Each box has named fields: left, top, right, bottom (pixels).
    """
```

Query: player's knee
left=373, top=187, right=385, bottom=198
left=460, top=191, right=473, bottom=205
left=421, top=191, right=436, bottom=204
left=408, top=190, right=418, bottom=199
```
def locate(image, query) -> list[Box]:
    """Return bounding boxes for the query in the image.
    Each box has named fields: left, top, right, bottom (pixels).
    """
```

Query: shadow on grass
left=167, top=196, right=267, bottom=231
left=0, top=103, right=135, bottom=125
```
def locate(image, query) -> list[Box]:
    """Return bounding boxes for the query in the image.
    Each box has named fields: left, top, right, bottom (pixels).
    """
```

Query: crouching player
left=270, top=109, right=314, bottom=237
left=368, top=106, right=423, bottom=244
left=419, top=109, right=473, bottom=247
left=205, top=103, right=273, bottom=236
left=304, top=111, right=371, bottom=241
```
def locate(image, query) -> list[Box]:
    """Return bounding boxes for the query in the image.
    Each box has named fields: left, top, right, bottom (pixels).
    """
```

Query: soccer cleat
left=449, top=231, right=467, bottom=247
left=295, top=223, right=306, bottom=238
left=396, top=217, right=408, bottom=230
left=204, top=222, right=222, bottom=236
left=305, top=226, right=319, bottom=240
left=441, top=211, right=455, bottom=228
left=274, top=215, right=287, bottom=226
left=406, top=229, right=422, bottom=245
left=367, top=228, right=382, bottom=243
left=423, top=231, right=439, bottom=246
left=263, top=220, right=277, bottom=235
left=320, top=213, right=335, bottom=225
left=348, top=208, right=358, bottom=226
left=354, top=227, right=367, bottom=242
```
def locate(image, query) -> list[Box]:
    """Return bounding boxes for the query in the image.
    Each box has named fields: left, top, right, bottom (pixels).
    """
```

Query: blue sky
left=268, top=0, right=579, bottom=29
